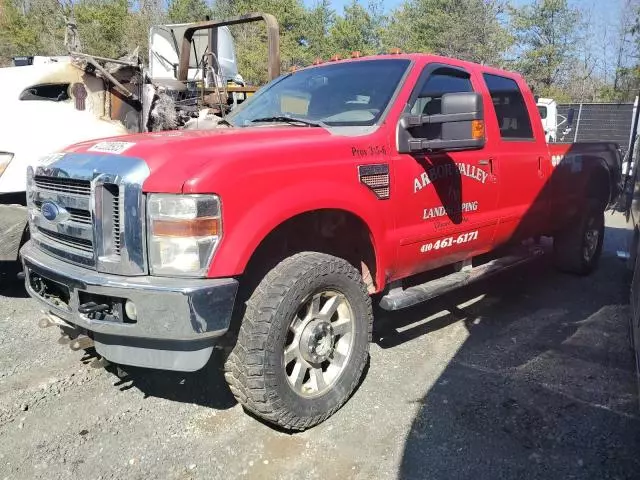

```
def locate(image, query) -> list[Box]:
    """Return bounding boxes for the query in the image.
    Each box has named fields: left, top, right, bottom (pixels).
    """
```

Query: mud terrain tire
left=224, top=252, right=373, bottom=430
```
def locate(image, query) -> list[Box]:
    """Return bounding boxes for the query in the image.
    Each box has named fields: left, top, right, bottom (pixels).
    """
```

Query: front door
left=390, top=64, right=500, bottom=279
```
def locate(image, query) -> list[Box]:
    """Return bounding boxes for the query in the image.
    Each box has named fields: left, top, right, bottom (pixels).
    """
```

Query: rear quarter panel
left=545, top=141, right=621, bottom=231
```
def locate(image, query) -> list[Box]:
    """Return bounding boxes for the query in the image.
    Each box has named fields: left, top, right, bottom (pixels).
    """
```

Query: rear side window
left=483, top=73, right=533, bottom=140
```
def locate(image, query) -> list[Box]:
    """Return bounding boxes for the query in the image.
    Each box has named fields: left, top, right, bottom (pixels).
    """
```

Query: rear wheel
left=553, top=200, right=604, bottom=275
left=224, top=252, right=373, bottom=430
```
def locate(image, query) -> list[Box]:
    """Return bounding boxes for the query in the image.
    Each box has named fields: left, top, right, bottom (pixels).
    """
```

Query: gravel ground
left=1, top=213, right=639, bottom=480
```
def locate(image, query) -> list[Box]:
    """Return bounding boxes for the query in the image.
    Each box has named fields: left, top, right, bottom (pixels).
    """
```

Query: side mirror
left=397, top=92, right=485, bottom=153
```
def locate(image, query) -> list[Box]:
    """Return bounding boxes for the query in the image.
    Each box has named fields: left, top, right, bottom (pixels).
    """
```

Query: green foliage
left=167, top=0, right=210, bottom=23
left=0, top=0, right=638, bottom=103
left=509, top=0, right=581, bottom=91
left=304, top=0, right=335, bottom=59
left=0, top=0, right=67, bottom=62
left=74, top=0, right=130, bottom=58
left=383, top=0, right=512, bottom=65
left=328, top=0, right=381, bottom=57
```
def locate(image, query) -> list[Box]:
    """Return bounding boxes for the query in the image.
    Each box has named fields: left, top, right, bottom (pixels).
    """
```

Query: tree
left=509, top=0, right=581, bottom=95
left=383, top=0, right=512, bottom=66
left=328, top=0, right=381, bottom=57
left=167, top=0, right=210, bottom=23
left=218, top=0, right=309, bottom=83
left=304, top=0, right=334, bottom=60
left=73, top=0, right=130, bottom=58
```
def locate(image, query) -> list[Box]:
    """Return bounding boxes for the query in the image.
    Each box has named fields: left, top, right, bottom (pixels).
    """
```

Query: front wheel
left=224, top=252, right=373, bottom=430
left=553, top=200, right=605, bottom=275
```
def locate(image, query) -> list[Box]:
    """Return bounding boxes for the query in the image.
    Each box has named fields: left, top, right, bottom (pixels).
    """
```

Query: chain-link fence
left=557, top=102, right=636, bottom=155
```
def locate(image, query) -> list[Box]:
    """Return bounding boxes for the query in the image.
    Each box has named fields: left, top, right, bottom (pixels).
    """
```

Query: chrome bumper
left=21, top=241, right=238, bottom=371
left=0, top=203, right=27, bottom=261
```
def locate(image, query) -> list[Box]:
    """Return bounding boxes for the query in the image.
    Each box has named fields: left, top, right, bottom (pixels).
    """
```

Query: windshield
left=227, top=59, right=411, bottom=127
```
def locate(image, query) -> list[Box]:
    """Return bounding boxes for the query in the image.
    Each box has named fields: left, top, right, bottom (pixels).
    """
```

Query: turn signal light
left=152, top=217, right=220, bottom=238
left=471, top=120, right=485, bottom=140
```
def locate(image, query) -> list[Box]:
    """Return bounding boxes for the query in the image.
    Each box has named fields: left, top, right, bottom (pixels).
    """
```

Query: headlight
left=147, top=194, right=222, bottom=277
left=0, top=152, right=14, bottom=178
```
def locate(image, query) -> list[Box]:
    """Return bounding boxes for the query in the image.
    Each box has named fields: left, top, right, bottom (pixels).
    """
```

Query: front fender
left=208, top=180, right=390, bottom=288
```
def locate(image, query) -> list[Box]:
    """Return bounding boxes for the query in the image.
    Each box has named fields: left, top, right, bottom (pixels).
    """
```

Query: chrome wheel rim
left=583, top=225, right=600, bottom=262
left=283, top=290, right=355, bottom=398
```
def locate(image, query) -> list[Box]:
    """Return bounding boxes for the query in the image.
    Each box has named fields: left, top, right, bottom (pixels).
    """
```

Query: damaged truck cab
left=21, top=54, right=622, bottom=430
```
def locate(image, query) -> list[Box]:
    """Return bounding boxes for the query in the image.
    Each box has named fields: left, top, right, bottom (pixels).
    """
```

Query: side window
left=408, top=69, right=473, bottom=140
left=483, top=73, right=534, bottom=140
left=537, top=105, right=547, bottom=120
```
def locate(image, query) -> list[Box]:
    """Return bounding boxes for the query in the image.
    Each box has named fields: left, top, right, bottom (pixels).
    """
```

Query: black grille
left=34, top=176, right=91, bottom=196
left=67, top=206, right=92, bottom=225
left=37, top=227, right=93, bottom=253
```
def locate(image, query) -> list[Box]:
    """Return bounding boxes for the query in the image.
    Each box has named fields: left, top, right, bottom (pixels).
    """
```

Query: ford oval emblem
left=41, top=201, right=59, bottom=221
left=41, top=201, right=70, bottom=223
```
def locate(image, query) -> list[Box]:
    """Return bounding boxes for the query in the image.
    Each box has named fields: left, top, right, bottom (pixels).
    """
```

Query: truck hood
left=65, top=127, right=338, bottom=193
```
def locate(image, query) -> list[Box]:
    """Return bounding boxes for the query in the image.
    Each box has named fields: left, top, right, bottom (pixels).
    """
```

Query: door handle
left=478, top=158, right=493, bottom=173
left=537, top=156, right=545, bottom=177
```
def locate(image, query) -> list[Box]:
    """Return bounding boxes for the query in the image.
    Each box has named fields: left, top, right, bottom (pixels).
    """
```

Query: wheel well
left=588, top=167, right=611, bottom=210
left=242, top=209, right=378, bottom=294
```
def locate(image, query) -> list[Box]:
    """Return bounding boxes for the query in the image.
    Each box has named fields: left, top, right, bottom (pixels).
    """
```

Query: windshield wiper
left=250, top=116, right=323, bottom=127
left=217, top=118, right=233, bottom=127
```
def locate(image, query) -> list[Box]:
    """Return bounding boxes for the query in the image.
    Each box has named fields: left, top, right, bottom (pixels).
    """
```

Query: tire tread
left=224, top=252, right=373, bottom=430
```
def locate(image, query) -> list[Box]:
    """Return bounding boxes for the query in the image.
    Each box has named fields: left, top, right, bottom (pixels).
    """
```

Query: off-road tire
left=224, top=252, right=373, bottom=430
left=553, top=200, right=605, bottom=275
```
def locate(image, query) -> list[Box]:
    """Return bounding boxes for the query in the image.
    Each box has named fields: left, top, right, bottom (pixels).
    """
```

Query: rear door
left=391, top=64, right=500, bottom=278
left=482, top=73, right=550, bottom=245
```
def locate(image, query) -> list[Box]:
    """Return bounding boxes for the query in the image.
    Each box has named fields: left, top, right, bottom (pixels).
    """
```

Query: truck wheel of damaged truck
left=553, top=200, right=605, bottom=275
left=224, top=252, right=373, bottom=430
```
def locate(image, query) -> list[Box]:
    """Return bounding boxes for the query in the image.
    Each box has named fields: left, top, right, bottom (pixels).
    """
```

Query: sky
left=302, top=0, right=620, bottom=20
left=301, top=0, right=630, bottom=79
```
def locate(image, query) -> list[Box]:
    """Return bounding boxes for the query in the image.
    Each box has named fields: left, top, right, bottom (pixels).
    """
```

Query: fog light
left=124, top=300, right=137, bottom=321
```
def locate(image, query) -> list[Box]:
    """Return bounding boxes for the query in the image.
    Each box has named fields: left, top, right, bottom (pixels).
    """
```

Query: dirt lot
left=1, top=214, right=639, bottom=480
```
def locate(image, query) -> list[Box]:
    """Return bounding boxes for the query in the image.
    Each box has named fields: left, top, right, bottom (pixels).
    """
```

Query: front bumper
left=21, top=241, right=238, bottom=371
left=0, top=203, right=27, bottom=261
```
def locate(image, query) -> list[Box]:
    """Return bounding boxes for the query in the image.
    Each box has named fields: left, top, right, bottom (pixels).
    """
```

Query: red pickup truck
left=21, top=53, right=622, bottom=430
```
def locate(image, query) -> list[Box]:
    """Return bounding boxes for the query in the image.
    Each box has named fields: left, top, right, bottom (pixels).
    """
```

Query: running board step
left=379, top=248, right=544, bottom=311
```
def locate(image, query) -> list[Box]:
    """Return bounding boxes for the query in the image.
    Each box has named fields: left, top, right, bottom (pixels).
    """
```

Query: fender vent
left=358, top=164, right=390, bottom=199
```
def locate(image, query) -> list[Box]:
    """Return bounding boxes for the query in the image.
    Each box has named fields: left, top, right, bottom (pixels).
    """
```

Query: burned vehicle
left=0, top=13, right=279, bottom=271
